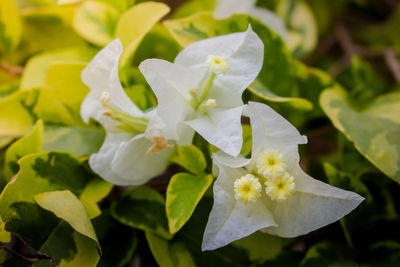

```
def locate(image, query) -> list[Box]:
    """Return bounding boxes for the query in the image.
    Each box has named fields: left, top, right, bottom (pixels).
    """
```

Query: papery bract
left=81, top=39, right=174, bottom=186
left=214, top=0, right=288, bottom=41
left=202, top=101, right=364, bottom=250
left=139, top=27, right=263, bottom=156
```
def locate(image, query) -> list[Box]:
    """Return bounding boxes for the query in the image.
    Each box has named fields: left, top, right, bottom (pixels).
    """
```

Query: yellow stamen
left=147, top=136, right=174, bottom=155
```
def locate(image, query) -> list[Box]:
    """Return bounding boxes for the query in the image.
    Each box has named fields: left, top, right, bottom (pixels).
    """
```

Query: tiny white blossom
left=80, top=39, right=174, bottom=186
left=139, top=27, right=264, bottom=156
left=202, top=101, right=364, bottom=251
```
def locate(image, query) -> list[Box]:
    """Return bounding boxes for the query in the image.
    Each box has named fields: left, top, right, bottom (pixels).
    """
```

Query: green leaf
left=146, top=198, right=253, bottom=267
left=233, top=231, right=285, bottom=264
left=111, top=186, right=171, bottom=240
left=42, top=124, right=105, bottom=157
left=20, top=6, right=86, bottom=55
left=34, top=62, right=88, bottom=126
left=320, top=87, right=400, bottom=183
left=115, top=1, right=170, bottom=66
left=357, top=5, right=400, bottom=49
left=166, top=173, right=212, bottom=234
left=20, top=46, right=97, bottom=90
left=0, top=151, right=93, bottom=222
left=73, top=1, right=120, bottom=47
left=0, top=151, right=100, bottom=265
left=0, top=0, right=22, bottom=52
left=323, top=163, right=370, bottom=248
left=169, top=145, right=207, bottom=175
left=133, top=24, right=181, bottom=64
left=4, top=120, right=43, bottom=181
left=240, top=124, right=252, bottom=157
left=248, top=78, right=313, bottom=111
left=146, top=231, right=196, bottom=267
left=172, top=0, right=215, bottom=19
left=300, top=242, right=354, bottom=267
left=277, top=0, right=318, bottom=58
left=0, top=217, right=11, bottom=243
left=124, top=83, right=157, bottom=111
left=0, top=89, right=38, bottom=148
left=37, top=221, right=101, bottom=266
left=93, top=210, right=137, bottom=267
left=80, top=178, right=112, bottom=219
left=0, top=79, right=19, bottom=99
left=34, top=190, right=99, bottom=245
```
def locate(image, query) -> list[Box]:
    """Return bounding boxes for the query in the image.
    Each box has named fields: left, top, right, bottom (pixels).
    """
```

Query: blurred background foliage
left=0, top=0, right=400, bottom=266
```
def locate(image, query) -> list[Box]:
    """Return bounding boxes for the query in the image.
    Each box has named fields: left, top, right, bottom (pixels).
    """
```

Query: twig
left=383, top=49, right=400, bottom=84
left=0, top=61, right=24, bottom=76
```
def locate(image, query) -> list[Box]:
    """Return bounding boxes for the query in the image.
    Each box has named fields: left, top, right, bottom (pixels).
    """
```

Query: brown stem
left=383, top=49, right=400, bottom=84
left=0, top=61, right=24, bottom=76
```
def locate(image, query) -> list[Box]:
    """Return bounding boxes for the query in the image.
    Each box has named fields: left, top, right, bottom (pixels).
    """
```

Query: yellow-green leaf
left=248, top=79, right=313, bottom=110
left=169, top=145, right=207, bottom=175
left=4, top=120, right=43, bottom=181
left=34, top=190, right=98, bottom=244
left=166, top=173, right=212, bottom=234
left=145, top=231, right=196, bottom=267
left=111, top=186, right=171, bottom=240
left=0, top=217, right=10, bottom=243
left=73, top=1, right=120, bottom=46
left=115, top=1, right=170, bottom=66
left=42, top=124, right=105, bottom=157
left=277, top=0, right=317, bottom=58
left=34, top=62, right=88, bottom=126
left=20, top=46, right=97, bottom=90
left=0, top=0, right=22, bottom=52
left=80, top=178, right=112, bottom=219
left=0, top=89, right=38, bottom=148
left=320, top=87, right=400, bottom=183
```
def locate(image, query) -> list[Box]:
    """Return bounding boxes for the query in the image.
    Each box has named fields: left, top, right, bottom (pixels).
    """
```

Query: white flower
left=80, top=39, right=174, bottom=186
left=214, top=0, right=288, bottom=42
left=202, top=101, right=364, bottom=250
left=139, top=27, right=264, bottom=156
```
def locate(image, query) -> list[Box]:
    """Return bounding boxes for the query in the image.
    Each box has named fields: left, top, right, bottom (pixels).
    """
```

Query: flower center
left=100, top=91, right=148, bottom=135
left=265, top=172, right=295, bottom=201
left=256, top=149, right=287, bottom=179
left=234, top=174, right=262, bottom=204
left=206, top=55, right=230, bottom=75
left=188, top=55, right=230, bottom=114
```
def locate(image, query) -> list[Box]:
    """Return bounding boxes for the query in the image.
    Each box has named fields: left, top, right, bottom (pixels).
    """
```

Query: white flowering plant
left=0, top=1, right=399, bottom=266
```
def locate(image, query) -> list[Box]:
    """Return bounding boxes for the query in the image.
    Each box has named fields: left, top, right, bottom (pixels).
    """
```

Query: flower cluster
left=81, top=27, right=363, bottom=251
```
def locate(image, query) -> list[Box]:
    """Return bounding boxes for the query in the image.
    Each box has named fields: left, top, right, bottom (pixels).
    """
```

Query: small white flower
left=139, top=27, right=264, bottom=156
left=213, top=0, right=288, bottom=42
left=80, top=39, right=174, bottom=186
left=202, top=101, right=364, bottom=251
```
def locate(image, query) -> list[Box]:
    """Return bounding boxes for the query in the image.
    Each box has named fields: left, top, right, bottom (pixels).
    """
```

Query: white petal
left=213, top=0, right=288, bottom=42
left=247, top=7, right=288, bottom=41
left=174, top=27, right=264, bottom=99
left=111, top=134, right=174, bottom=185
left=186, top=106, right=244, bottom=156
left=89, top=132, right=134, bottom=185
left=81, top=39, right=142, bottom=124
left=202, top=163, right=276, bottom=251
left=262, top=167, right=364, bottom=237
left=213, top=151, right=250, bottom=169
left=139, top=58, right=205, bottom=142
left=214, top=0, right=254, bottom=19
left=246, top=101, right=307, bottom=165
